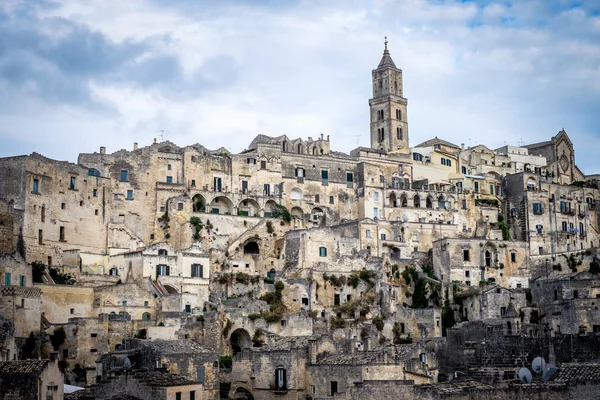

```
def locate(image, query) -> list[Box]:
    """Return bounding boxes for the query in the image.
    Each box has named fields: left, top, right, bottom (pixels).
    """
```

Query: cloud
left=0, top=0, right=599, bottom=173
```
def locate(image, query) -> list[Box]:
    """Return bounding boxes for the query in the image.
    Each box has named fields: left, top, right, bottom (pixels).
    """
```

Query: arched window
left=297, top=144, right=302, bottom=154
left=397, top=127, right=403, bottom=140
left=378, top=128, right=385, bottom=142
left=282, top=142, right=287, bottom=152
left=413, top=195, right=420, bottom=208
left=142, top=312, right=151, bottom=321
left=158, top=249, right=168, bottom=256
left=485, top=251, right=491, bottom=267
left=313, top=147, right=317, bottom=155
left=394, top=81, right=398, bottom=93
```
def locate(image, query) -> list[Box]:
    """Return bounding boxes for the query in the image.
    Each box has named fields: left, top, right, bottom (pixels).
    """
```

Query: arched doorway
left=243, top=241, right=260, bottom=255
left=210, top=196, right=234, bottom=215
left=230, top=329, right=252, bottom=355
left=400, top=193, right=408, bottom=207
left=438, top=195, right=446, bottom=209
left=291, top=207, right=304, bottom=221
left=311, top=207, right=324, bottom=224
left=264, top=200, right=278, bottom=218
left=238, top=199, right=260, bottom=217
left=389, top=193, right=397, bottom=207
left=232, top=387, right=255, bottom=400
left=426, top=196, right=433, bottom=209
left=192, top=194, right=206, bottom=212
left=413, top=195, right=420, bottom=208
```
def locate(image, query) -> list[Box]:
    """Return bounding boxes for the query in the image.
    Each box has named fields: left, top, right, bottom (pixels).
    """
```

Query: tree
left=441, top=300, right=456, bottom=336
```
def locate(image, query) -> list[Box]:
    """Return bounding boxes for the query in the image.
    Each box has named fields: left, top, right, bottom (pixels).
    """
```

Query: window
left=166, top=176, right=173, bottom=183
left=33, top=178, right=39, bottom=193
left=260, top=160, right=267, bottom=169
left=373, top=192, right=379, bottom=201
left=366, top=229, right=371, bottom=238
left=462, top=199, right=467, bottom=209
left=315, top=194, right=320, bottom=203
left=144, top=301, right=149, bottom=307
left=334, top=294, right=340, bottom=305
left=413, top=153, right=423, bottom=162
left=560, top=201, right=568, bottom=213
left=397, top=127, right=403, bottom=140
left=346, top=172, right=353, bottom=182
left=463, top=250, right=470, bottom=261
left=330, top=381, right=338, bottom=396
left=19, top=275, right=25, bottom=286
left=511, top=252, right=517, bottom=263
left=461, top=166, right=467, bottom=174
left=275, top=367, right=287, bottom=390
left=329, top=196, right=334, bottom=204
left=59, top=226, right=65, bottom=241
left=70, top=308, right=75, bottom=314
left=396, top=109, right=402, bottom=120
left=241, top=180, right=248, bottom=194
left=93, top=188, right=97, bottom=197
left=185, top=304, right=191, bottom=312
left=465, top=271, right=470, bottom=277
left=38, top=229, right=43, bottom=245
left=501, top=307, right=506, bottom=316
left=190, top=391, right=196, bottom=400
left=61, top=203, right=66, bottom=210
left=562, top=221, right=568, bottom=232
left=178, top=202, right=183, bottom=211
left=319, top=247, right=327, bottom=257
left=127, top=190, right=133, bottom=200
left=474, top=182, right=479, bottom=193
left=373, top=207, right=378, bottom=218
left=247, top=158, right=256, bottom=165
left=302, top=297, right=309, bottom=305
left=280, top=319, right=287, bottom=327
left=120, top=170, right=128, bottom=182
left=69, top=176, right=76, bottom=190
left=122, top=300, right=127, bottom=307
left=191, top=264, right=203, bottom=278
left=321, top=170, right=329, bottom=181
left=176, top=393, right=182, bottom=400
left=167, top=164, right=172, bottom=170
left=490, top=185, right=494, bottom=195
left=573, top=290, right=578, bottom=299
left=157, top=265, right=169, bottom=276
left=191, top=179, right=196, bottom=187
left=380, top=233, right=386, bottom=240
left=532, top=203, right=543, bottom=214
left=95, top=209, right=98, bottom=215
left=4, top=273, right=11, bottom=286
left=441, top=158, right=446, bottom=166
left=485, top=250, right=491, bottom=267
left=264, top=184, right=271, bottom=196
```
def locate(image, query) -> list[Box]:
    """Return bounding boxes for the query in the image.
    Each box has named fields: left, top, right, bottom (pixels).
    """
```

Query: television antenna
left=542, top=363, right=557, bottom=382
left=159, top=130, right=170, bottom=142
left=532, top=357, right=546, bottom=374
left=352, top=135, right=362, bottom=145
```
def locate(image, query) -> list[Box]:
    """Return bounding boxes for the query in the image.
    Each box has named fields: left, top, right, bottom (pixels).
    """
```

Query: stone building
left=0, top=358, right=63, bottom=400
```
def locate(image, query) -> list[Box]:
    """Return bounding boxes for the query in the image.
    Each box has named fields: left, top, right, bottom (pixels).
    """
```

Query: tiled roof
left=414, top=137, right=460, bottom=149
left=552, top=363, right=600, bottom=382
left=317, top=351, right=384, bottom=365
left=0, top=360, right=49, bottom=374
left=131, top=339, right=214, bottom=355
left=132, top=371, right=197, bottom=387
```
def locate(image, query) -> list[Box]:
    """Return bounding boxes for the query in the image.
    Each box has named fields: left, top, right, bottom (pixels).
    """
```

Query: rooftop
left=552, top=363, right=600, bottom=383
left=0, top=360, right=49, bottom=374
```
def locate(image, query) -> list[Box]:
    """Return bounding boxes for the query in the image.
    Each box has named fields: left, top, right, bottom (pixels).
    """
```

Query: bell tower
left=369, top=38, right=409, bottom=153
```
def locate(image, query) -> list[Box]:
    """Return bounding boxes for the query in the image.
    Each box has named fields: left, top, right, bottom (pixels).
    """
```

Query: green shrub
left=219, top=355, right=232, bottom=369
left=373, top=315, right=385, bottom=331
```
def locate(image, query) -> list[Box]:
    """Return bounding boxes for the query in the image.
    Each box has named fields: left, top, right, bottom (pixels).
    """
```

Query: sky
left=1, top=0, right=600, bottom=173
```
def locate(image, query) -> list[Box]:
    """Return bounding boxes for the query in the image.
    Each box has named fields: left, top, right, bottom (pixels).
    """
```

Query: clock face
left=559, top=154, right=569, bottom=172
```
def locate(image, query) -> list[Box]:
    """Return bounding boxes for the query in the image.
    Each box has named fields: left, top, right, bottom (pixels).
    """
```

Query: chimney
left=100, top=146, right=106, bottom=155
left=154, top=138, right=157, bottom=144
left=327, top=135, right=330, bottom=141
left=461, top=143, right=465, bottom=150
left=134, top=142, right=138, bottom=151
left=308, top=136, right=312, bottom=141
left=320, top=133, right=324, bottom=140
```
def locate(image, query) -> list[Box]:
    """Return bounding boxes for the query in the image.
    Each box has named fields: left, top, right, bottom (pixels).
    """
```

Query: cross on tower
left=384, top=36, right=388, bottom=51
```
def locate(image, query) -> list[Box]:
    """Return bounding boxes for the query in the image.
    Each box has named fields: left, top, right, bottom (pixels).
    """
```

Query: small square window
left=61, top=203, right=66, bottom=210
left=70, top=308, right=75, bottom=314
left=329, top=196, right=334, bottom=204
left=93, top=188, right=97, bottom=197
left=127, top=190, right=134, bottom=200
left=178, top=203, right=183, bottom=210
left=95, top=209, right=98, bottom=215
left=191, top=179, right=196, bottom=186
left=166, top=176, right=173, bottom=183
left=168, top=164, right=172, bottom=170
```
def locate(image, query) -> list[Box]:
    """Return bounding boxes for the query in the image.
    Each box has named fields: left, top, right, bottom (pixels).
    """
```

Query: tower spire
left=384, top=36, right=388, bottom=52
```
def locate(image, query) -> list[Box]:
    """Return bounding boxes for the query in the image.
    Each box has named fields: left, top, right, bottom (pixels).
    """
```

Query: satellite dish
left=542, top=363, right=557, bottom=382
left=124, top=356, right=132, bottom=369
left=532, top=357, right=546, bottom=374
left=518, top=367, right=533, bottom=383
left=402, top=215, right=409, bottom=222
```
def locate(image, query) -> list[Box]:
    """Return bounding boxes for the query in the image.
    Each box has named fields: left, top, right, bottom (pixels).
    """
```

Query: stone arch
left=312, top=146, right=317, bottom=155
left=391, top=247, right=401, bottom=259
left=142, top=312, right=151, bottom=321
left=230, top=384, right=255, bottom=400
left=210, top=196, right=234, bottom=215
left=243, top=241, right=260, bottom=255
left=426, top=195, right=434, bottom=209
left=290, top=188, right=304, bottom=201
left=230, top=328, right=252, bottom=355
left=163, top=284, right=179, bottom=294
left=238, top=198, right=260, bottom=217
left=438, top=194, right=446, bottom=209
left=389, top=192, right=397, bottom=207
left=400, top=193, right=408, bottom=207
left=379, top=228, right=391, bottom=241
left=192, top=193, right=206, bottom=212
left=413, top=194, right=420, bottom=208
left=264, top=200, right=278, bottom=217
left=291, top=207, right=304, bottom=220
